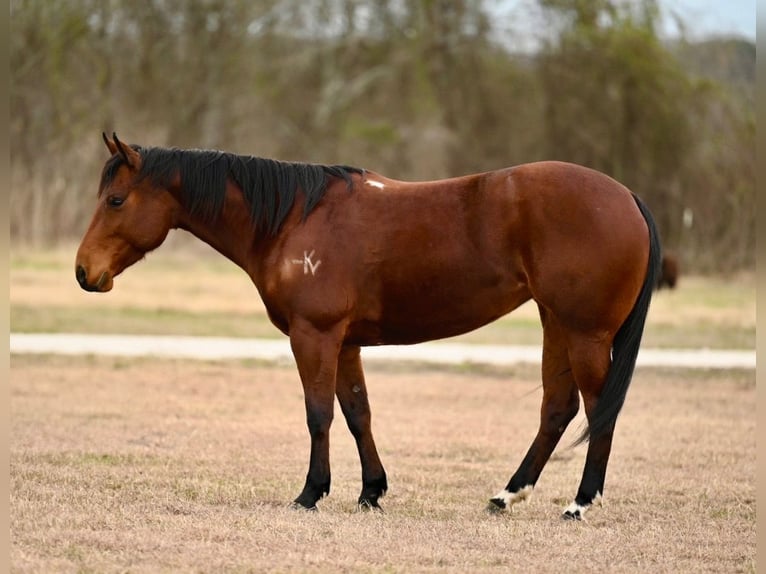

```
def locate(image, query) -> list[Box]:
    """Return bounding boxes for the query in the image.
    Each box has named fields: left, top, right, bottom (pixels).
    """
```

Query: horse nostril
left=76, top=265, right=88, bottom=288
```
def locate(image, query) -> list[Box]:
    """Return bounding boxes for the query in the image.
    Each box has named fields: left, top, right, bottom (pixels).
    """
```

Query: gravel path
left=10, top=333, right=755, bottom=370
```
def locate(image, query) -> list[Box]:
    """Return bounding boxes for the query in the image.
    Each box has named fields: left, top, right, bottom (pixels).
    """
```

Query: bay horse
left=657, top=253, right=680, bottom=289
left=76, top=133, right=661, bottom=520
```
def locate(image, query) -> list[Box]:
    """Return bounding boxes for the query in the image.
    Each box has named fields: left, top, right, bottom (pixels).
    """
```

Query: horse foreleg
left=562, top=337, right=614, bottom=520
left=488, top=313, right=579, bottom=513
left=335, top=345, right=388, bottom=511
left=289, top=320, right=344, bottom=510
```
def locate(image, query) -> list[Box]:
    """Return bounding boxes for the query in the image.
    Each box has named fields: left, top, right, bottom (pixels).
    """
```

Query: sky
left=492, top=0, right=755, bottom=53
left=660, top=0, right=756, bottom=39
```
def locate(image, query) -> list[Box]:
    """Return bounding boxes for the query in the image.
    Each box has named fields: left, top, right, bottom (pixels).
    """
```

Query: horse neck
left=173, top=183, right=261, bottom=275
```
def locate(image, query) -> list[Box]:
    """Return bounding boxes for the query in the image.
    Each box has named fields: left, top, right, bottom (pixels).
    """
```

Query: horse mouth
left=76, top=266, right=113, bottom=292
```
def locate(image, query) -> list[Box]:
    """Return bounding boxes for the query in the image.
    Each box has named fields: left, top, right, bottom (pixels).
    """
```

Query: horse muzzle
left=75, top=265, right=113, bottom=292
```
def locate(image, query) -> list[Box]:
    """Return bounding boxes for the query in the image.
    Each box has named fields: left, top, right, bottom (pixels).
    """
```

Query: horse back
left=257, top=162, right=650, bottom=346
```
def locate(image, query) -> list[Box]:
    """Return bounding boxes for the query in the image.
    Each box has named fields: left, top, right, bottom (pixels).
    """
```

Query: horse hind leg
left=335, top=345, right=388, bottom=511
left=561, top=336, right=614, bottom=521
left=488, top=311, right=579, bottom=513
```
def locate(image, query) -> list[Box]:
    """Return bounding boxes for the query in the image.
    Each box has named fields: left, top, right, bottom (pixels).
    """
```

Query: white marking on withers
left=365, top=179, right=385, bottom=189
left=493, top=484, right=534, bottom=508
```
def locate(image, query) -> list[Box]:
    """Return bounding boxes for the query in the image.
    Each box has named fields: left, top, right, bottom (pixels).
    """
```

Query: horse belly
left=354, top=263, right=531, bottom=346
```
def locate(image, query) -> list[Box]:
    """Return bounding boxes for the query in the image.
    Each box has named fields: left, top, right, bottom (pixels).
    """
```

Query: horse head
left=75, top=133, right=180, bottom=292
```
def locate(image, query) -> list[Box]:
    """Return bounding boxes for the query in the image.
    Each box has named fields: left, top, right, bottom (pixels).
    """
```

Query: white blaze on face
left=493, top=484, right=534, bottom=508
left=365, top=179, right=385, bottom=189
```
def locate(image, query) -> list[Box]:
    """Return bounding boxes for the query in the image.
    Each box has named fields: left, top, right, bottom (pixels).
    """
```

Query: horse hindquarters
left=491, top=192, right=661, bottom=519
left=561, top=195, right=661, bottom=519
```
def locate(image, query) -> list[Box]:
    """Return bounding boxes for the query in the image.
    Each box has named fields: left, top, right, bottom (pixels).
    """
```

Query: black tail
left=574, top=194, right=662, bottom=445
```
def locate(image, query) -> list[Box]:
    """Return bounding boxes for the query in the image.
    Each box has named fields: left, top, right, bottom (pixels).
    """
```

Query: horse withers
left=76, top=133, right=661, bottom=519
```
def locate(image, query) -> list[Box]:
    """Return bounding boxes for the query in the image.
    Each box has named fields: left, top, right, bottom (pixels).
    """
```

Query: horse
left=657, top=253, right=680, bottom=290
left=76, top=132, right=661, bottom=520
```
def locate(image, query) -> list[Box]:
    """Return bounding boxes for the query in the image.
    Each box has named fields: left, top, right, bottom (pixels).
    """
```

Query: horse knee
left=338, top=387, right=373, bottom=439
left=343, top=408, right=371, bottom=438
left=306, top=406, right=334, bottom=437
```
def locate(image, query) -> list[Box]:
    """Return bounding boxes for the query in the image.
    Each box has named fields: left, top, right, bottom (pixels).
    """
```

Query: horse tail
left=574, top=194, right=662, bottom=445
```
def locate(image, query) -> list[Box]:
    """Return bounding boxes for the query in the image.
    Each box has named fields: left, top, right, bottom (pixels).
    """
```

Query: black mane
left=101, top=146, right=363, bottom=235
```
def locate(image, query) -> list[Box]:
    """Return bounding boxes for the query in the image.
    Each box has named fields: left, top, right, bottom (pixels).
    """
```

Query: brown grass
left=10, top=355, right=755, bottom=573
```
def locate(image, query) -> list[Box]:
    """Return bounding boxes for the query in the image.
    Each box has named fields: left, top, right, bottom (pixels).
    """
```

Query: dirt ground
left=10, top=355, right=755, bottom=573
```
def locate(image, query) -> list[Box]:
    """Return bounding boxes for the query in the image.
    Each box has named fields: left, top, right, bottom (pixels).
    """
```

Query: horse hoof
left=486, top=498, right=507, bottom=514
left=289, top=501, right=318, bottom=512
left=357, top=499, right=384, bottom=513
left=561, top=509, right=582, bottom=521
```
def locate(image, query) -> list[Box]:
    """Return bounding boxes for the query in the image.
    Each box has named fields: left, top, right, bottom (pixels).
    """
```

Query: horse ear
left=111, top=132, right=141, bottom=170
left=102, top=132, right=119, bottom=155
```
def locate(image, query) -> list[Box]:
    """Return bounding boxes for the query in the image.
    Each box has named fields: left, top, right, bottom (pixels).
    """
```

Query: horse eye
left=107, top=196, right=124, bottom=208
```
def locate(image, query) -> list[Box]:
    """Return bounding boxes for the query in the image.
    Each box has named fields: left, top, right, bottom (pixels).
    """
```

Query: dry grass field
left=10, top=354, right=755, bottom=573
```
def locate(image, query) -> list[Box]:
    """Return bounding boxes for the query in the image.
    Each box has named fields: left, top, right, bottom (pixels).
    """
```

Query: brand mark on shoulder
left=290, top=250, right=322, bottom=276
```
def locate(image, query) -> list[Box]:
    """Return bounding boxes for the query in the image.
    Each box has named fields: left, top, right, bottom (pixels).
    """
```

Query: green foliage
left=536, top=0, right=753, bottom=272
left=341, top=117, right=400, bottom=146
